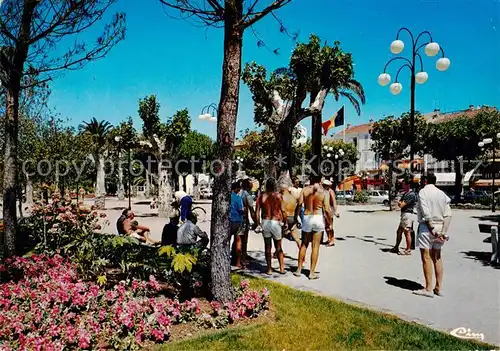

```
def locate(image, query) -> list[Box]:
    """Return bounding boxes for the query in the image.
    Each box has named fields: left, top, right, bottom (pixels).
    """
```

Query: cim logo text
left=450, top=327, right=485, bottom=341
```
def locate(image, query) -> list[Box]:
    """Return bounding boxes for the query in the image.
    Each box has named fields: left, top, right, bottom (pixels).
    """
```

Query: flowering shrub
left=19, top=201, right=109, bottom=253
left=0, top=255, right=270, bottom=350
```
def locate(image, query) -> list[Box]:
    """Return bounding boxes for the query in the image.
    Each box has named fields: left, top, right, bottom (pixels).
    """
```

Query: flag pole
left=342, top=105, right=346, bottom=142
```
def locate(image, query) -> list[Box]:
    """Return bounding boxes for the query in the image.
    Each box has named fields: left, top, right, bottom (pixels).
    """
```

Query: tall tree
left=138, top=96, right=191, bottom=217
left=177, top=130, right=214, bottom=198
left=109, top=118, right=138, bottom=201
left=370, top=112, right=427, bottom=209
left=0, top=0, right=125, bottom=257
left=243, top=34, right=365, bottom=177
left=159, top=0, right=293, bottom=302
left=425, top=109, right=500, bottom=202
left=79, top=118, right=112, bottom=209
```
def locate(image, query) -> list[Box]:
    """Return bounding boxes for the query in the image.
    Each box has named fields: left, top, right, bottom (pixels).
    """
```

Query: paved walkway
left=100, top=199, right=500, bottom=346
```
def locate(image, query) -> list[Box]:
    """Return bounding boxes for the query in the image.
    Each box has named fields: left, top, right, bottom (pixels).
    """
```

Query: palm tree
left=79, top=118, right=112, bottom=209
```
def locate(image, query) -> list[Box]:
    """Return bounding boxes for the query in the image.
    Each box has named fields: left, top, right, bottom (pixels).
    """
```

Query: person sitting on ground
left=123, top=210, right=159, bottom=244
left=161, top=211, right=180, bottom=246
left=116, top=208, right=129, bottom=235
left=175, top=191, right=193, bottom=223
left=255, top=178, right=287, bottom=275
left=176, top=212, right=209, bottom=249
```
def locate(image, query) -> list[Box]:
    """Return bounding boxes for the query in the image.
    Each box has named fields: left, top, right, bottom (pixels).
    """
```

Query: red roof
left=424, top=106, right=498, bottom=124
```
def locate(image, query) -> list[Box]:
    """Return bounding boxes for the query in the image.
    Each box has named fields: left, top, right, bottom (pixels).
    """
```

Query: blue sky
left=48, top=0, right=500, bottom=139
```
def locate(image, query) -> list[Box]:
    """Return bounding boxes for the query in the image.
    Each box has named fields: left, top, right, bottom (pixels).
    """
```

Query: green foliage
left=353, top=190, right=368, bottom=203
left=177, top=130, right=214, bottom=173
left=235, top=127, right=277, bottom=180
left=370, top=112, right=427, bottom=161
left=159, top=245, right=176, bottom=258
left=172, top=253, right=198, bottom=273
left=79, top=117, right=113, bottom=151
left=139, top=95, right=162, bottom=137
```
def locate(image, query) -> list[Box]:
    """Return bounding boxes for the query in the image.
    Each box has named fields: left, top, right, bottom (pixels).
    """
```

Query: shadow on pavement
left=107, top=206, right=128, bottom=211
left=461, top=251, right=500, bottom=269
left=356, top=237, right=393, bottom=247
left=134, top=213, right=158, bottom=218
left=348, top=209, right=388, bottom=214
left=384, top=276, right=424, bottom=291
left=471, top=214, right=500, bottom=222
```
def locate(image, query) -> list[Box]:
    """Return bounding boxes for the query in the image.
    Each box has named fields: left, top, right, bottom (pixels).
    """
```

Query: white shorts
left=262, top=219, right=282, bottom=240
left=302, top=214, right=325, bottom=233
left=399, top=212, right=415, bottom=229
left=417, top=223, right=444, bottom=250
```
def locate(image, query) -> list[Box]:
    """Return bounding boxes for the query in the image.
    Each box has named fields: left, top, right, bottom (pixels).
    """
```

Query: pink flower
left=78, top=329, right=91, bottom=349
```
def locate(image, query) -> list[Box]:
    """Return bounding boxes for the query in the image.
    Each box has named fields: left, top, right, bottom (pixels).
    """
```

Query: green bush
left=353, top=190, right=369, bottom=203
left=18, top=202, right=211, bottom=298
left=476, top=195, right=492, bottom=206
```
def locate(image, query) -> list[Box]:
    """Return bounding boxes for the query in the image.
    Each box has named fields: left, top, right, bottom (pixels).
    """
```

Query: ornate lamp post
left=198, top=103, right=218, bottom=123
left=478, top=132, right=500, bottom=212
left=378, top=28, right=451, bottom=175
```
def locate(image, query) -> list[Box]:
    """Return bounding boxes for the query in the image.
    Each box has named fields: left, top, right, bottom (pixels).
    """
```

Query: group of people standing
left=230, top=175, right=340, bottom=280
left=391, top=172, right=452, bottom=298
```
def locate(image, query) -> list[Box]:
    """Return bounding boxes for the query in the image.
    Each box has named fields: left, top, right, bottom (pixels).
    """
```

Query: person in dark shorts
left=230, top=181, right=245, bottom=268
left=391, top=183, right=418, bottom=255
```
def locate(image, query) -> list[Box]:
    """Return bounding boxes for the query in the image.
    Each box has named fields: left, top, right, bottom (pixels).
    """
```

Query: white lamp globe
left=327, top=153, right=332, bottom=158
left=390, top=82, right=403, bottom=95
left=328, top=146, right=333, bottom=152
left=209, top=116, right=217, bottom=122
left=415, top=71, right=428, bottom=84
left=198, top=114, right=207, bottom=120
left=478, top=142, right=485, bottom=147
left=425, top=42, right=440, bottom=57
left=335, top=154, right=339, bottom=159
left=436, top=57, right=451, bottom=71
left=497, top=132, right=500, bottom=139
left=390, top=40, right=404, bottom=54
left=114, top=136, right=121, bottom=142
left=484, top=138, right=493, bottom=144
left=378, top=73, right=391, bottom=86
left=323, top=145, right=328, bottom=151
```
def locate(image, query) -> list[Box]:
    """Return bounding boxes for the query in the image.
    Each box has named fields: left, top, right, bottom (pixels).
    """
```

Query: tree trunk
left=158, top=166, right=172, bottom=218
left=275, top=123, right=293, bottom=183
left=210, top=8, right=243, bottom=302
left=2, top=88, right=20, bottom=257
left=388, top=162, right=394, bottom=211
left=26, top=176, right=33, bottom=206
left=311, top=112, right=323, bottom=176
left=454, top=157, right=463, bottom=202
left=117, top=152, right=125, bottom=201
left=94, top=153, right=106, bottom=209
left=145, top=169, right=151, bottom=198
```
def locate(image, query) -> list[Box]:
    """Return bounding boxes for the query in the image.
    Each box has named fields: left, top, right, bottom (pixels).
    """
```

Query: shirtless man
left=294, top=175, right=332, bottom=280
left=256, top=178, right=287, bottom=275
left=123, top=211, right=158, bottom=244
left=280, top=183, right=301, bottom=248
left=322, top=180, right=339, bottom=246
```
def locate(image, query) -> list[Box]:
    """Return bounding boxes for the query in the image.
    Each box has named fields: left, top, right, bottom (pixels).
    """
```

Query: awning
left=473, top=179, right=500, bottom=186
left=413, top=173, right=456, bottom=186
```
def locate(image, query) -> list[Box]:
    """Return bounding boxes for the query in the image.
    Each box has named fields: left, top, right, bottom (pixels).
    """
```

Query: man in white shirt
left=414, top=172, right=452, bottom=298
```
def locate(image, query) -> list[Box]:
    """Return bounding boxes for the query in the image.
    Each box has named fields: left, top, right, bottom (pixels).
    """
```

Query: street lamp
left=378, top=28, right=451, bottom=176
left=199, top=103, right=218, bottom=123
left=478, top=132, right=500, bottom=212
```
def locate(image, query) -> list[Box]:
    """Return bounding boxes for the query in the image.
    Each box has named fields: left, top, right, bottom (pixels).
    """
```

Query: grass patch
left=162, top=275, right=492, bottom=350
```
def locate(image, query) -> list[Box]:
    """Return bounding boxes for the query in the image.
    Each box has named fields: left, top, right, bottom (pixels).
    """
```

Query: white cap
left=323, top=180, right=332, bottom=186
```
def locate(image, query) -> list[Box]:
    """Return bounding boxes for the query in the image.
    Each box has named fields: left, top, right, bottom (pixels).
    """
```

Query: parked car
left=200, top=188, right=212, bottom=199
left=335, top=190, right=354, bottom=201
left=463, top=191, right=489, bottom=203
left=367, top=190, right=390, bottom=206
